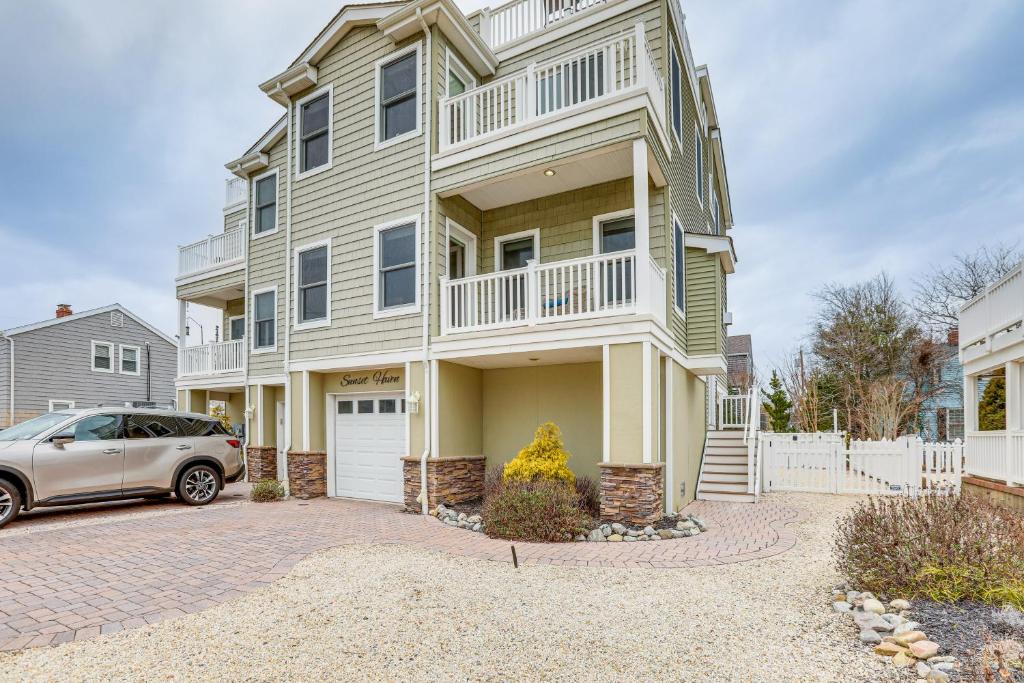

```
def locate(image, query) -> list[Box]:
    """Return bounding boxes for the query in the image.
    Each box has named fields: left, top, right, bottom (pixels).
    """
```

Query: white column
left=1007, top=361, right=1021, bottom=486
left=664, top=356, right=674, bottom=513
left=177, top=299, right=187, bottom=371
left=632, top=138, right=651, bottom=315
left=602, top=344, right=611, bottom=463
left=301, top=370, right=310, bottom=452
left=430, top=358, right=440, bottom=458
left=963, top=373, right=978, bottom=433
left=642, top=340, right=652, bottom=464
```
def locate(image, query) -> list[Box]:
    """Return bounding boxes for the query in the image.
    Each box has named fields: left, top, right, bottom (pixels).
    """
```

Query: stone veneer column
left=246, top=446, right=278, bottom=482
left=401, top=456, right=486, bottom=512
left=286, top=451, right=327, bottom=499
left=598, top=463, right=664, bottom=525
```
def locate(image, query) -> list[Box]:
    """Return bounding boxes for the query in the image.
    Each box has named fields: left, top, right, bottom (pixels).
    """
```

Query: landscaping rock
left=626, top=528, right=641, bottom=537
left=472, top=523, right=482, bottom=533
left=467, top=515, right=482, bottom=525
left=587, top=529, right=606, bottom=542
left=670, top=530, right=686, bottom=539
left=834, top=602, right=853, bottom=612
left=909, top=641, right=939, bottom=660
left=874, top=642, right=908, bottom=657
left=658, top=529, right=675, bottom=540
left=574, top=534, right=587, bottom=542
left=892, top=651, right=915, bottom=667
left=880, top=613, right=904, bottom=625
left=676, top=520, right=695, bottom=531
left=894, top=621, right=921, bottom=635
left=611, top=523, right=627, bottom=535
left=643, top=526, right=656, bottom=536
left=890, top=599, right=911, bottom=611
left=859, top=629, right=882, bottom=644
left=894, top=631, right=927, bottom=647
left=444, top=519, right=458, bottom=527
left=915, top=661, right=931, bottom=678
left=607, top=534, right=623, bottom=542
left=863, top=598, right=886, bottom=615
left=855, top=613, right=894, bottom=632
left=847, top=591, right=861, bottom=603
left=458, top=512, right=467, bottom=522
left=925, top=670, right=949, bottom=682
left=688, top=514, right=708, bottom=531
left=600, top=524, right=612, bottom=537
left=623, top=535, right=637, bottom=543
left=931, top=662, right=955, bottom=673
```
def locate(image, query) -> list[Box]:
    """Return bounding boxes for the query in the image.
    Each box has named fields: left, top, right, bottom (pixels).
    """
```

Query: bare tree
left=912, top=243, right=1022, bottom=333
left=779, top=348, right=826, bottom=433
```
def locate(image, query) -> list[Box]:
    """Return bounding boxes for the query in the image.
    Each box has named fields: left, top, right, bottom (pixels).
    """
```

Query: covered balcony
left=179, top=339, right=245, bottom=377
left=177, top=225, right=245, bottom=279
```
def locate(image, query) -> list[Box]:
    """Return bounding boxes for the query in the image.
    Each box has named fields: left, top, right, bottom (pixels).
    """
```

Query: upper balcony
left=224, top=177, right=247, bottom=213
left=479, top=0, right=609, bottom=52
left=437, top=24, right=666, bottom=167
left=960, top=261, right=1024, bottom=371
left=177, top=225, right=245, bottom=280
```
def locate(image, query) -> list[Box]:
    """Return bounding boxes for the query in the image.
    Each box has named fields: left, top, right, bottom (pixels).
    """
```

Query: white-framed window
left=694, top=123, right=704, bottom=205
left=670, top=47, right=683, bottom=143
left=375, top=43, right=421, bottom=148
left=251, top=286, right=277, bottom=353
left=673, top=216, right=685, bottom=317
left=373, top=215, right=420, bottom=318
left=446, top=48, right=476, bottom=97
left=591, top=210, right=636, bottom=254
left=494, top=229, right=540, bottom=271
left=445, top=219, right=478, bottom=279
left=711, top=186, right=721, bottom=235
left=253, top=168, right=279, bottom=236
left=294, top=240, right=331, bottom=329
left=91, top=341, right=114, bottom=373
left=110, top=311, right=124, bottom=327
left=296, top=85, right=333, bottom=178
left=119, top=344, right=141, bottom=376
left=228, top=315, right=246, bottom=341
left=48, top=400, right=75, bottom=412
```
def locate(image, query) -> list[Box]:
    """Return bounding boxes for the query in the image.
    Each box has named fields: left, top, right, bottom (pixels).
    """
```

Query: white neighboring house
left=959, top=261, right=1024, bottom=486
left=0, top=304, right=178, bottom=427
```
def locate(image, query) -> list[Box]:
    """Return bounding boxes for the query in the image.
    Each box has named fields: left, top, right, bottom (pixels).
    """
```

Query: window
left=357, top=400, right=374, bottom=414
left=120, top=345, right=140, bottom=375
left=374, top=218, right=419, bottom=316
left=296, top=242, right=329, bottom=327
left=594, top=212, right=635, bottom=254
left=125, top=414, right=178, bottom=439
left=377, top=45, right=420, bottom=145
left=495, top=230, right=539, bottom=271
left=671, top=48, right=682, bottom=142
left=91, top=341, right=114, bottom=373
left=254, top=171, right=277, bottom=234
left=298, top=88, right=331, bottom=175
left=338, top=400, right=353, bottom=415
left=178, top=417, right=230, bottom=437
left=694, top=124, right=704, bottom=205
left=446, top=49, right=475, bottom=97
left=48, top=400, right=74, bottom=412
left=711, top=187, right=721, bottom=235
left=252, top=288, right=276, bottom=351
left=68, top=414, right=121, bottom=442
left=229, top=316, right=245, bottom=341
left=379, top=399, right=397, bottom=414
left=673, top=218, right=685, bottom=316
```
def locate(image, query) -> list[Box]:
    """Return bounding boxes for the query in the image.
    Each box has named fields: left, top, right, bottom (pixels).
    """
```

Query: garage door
left=333, top=393, right=405, bottom=503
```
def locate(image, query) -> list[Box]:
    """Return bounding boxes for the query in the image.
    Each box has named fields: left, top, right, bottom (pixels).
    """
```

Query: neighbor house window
left=252, top=289, right=276, bottom=350
left=378, top=46, right=419, bottom=144
left=375, top=218, right=418, bottom=315
left=91, top=341, right=114, bottom=373
left=299, top=88, right=331, bottom=174
left=119, top=345, right=140, bottom=375
left=673, top=218, right=685, bottom=316
left=671, top=48, right=682, bottom=141
left=48, top=400, right=74, bottom=412
left=694, top=125, right=704, bottom=204
left=296, top=243, right=329, bottom=326
left=254, top=172, right=277, bottom=234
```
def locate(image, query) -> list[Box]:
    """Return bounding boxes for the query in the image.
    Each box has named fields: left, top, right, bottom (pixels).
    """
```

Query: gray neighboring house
left=726, top=334, right=754, bottom=391
left=0, top=304, right=177, bottom=427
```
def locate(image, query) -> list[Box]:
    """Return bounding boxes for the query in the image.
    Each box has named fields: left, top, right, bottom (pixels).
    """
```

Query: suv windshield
left=0, top=412, right=75, bottom=441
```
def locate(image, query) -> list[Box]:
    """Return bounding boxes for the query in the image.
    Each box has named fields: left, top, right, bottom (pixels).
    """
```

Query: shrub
left=503, top=422, right=575, bottom=487
left=250, top=479, right=285, bottom=503
left=834, top=493, right=1024, bottom=608
left=482, top=478, right=592, bottom=542
left=574, top=475, right=601, bottom=518
left=483, top=464, right=505, bottom=501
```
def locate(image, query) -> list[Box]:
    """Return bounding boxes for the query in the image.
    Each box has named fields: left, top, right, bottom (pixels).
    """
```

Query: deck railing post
left=526, top=259, right=538, bottom=325
left=439, top=276, right=450, bottom=335
left=525, top=63, right=537, bottom=121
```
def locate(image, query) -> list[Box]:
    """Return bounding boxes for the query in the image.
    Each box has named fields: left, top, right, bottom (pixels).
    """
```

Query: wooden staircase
left=696, top=430, right=756, bottom=503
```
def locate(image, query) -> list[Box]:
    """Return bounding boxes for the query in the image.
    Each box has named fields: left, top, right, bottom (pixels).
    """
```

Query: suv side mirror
left=51, top=435, right=75, bottom=449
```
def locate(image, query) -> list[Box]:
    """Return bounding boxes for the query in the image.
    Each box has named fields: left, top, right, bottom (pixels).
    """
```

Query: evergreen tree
left=978, top=376, right=1006, bottom=431
left=761, top=370, right=793, bottom=432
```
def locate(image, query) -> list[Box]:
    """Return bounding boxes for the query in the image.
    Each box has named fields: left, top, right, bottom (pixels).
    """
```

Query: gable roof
left=726, top=334, right=752, bottom=357
left=3, top=304, right=177, bottom=347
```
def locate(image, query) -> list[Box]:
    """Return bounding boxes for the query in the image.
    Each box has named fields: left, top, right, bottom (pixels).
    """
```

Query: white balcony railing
left=483, top=0, right=608, bottom=50
left=225, top=177, right=247, bottom=209
left=178, top=226, right=245, bottom=277
left=718, top=394, right=748, bottom=429
left=440, top=250, right=666, bottom=334
left=960, top=261, right=1023, bottom=354
left=441, top=24, right=665, bottom=151
left=179, top=340, right=245, bottom=377
left=965, top=431, right=1024, bottom=486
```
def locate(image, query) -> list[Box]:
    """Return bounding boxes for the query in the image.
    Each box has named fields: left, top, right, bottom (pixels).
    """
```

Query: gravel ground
left=912, top=601, right=1024, bottom=681
left=0, top=493, right=906, bottom=682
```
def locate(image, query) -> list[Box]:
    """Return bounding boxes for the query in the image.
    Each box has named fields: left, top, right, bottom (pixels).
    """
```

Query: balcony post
left=634, top=22, right=647, bottom=86
left=479, top=7, right=492, bottom=47
left=526, top=259, right=538, bottom=325
left=439, top=276, right=450, bottom=335
left=632, top=138, right=651, bottom=315
left=1008, top=361, right=1022, bottom=485
left=525, top=63, right=537, bottom=121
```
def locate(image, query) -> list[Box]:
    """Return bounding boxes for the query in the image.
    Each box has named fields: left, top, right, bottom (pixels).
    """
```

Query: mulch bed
left=911, top=600, right=1024, bottom=681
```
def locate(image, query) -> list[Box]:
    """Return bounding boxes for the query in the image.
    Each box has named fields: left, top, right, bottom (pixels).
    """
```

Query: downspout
left=7, top=337, right=13, bottom=427
left=145, top=342, right=151, bottom=402
left=242, top=175, right=251, bottom=451
left=416, top=8, right=432, bottom=514
left=282, top=96, right=294, bottom=495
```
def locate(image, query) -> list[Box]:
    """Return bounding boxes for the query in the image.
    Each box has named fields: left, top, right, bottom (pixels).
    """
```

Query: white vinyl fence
left=760, top=433, right=963, bottom=496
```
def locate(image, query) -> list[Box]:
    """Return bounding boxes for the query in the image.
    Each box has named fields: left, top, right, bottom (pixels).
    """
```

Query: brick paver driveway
left=0, top=491, right=802, bottom=651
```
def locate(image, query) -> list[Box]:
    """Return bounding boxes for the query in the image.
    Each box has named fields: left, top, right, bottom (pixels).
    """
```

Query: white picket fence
left=759, top=433, right=963, bottom=496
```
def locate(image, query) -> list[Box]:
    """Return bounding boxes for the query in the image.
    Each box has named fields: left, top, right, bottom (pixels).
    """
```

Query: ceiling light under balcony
left=543, top=168, right=556, bottom=177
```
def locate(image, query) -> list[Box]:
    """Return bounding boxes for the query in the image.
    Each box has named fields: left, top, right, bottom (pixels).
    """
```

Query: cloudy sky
left=0, top=0, right=1021, bottom=371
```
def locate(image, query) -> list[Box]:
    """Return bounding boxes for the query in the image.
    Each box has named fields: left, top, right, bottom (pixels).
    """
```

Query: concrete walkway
left=0, top=492, right=802, bottom=651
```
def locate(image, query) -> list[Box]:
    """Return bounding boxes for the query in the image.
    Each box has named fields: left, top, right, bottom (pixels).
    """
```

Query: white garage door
left=333, top=393, right=405, bottom=503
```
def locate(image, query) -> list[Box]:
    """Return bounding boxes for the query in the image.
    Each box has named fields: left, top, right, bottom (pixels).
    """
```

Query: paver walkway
left=0, top=493, right=802, bottom=651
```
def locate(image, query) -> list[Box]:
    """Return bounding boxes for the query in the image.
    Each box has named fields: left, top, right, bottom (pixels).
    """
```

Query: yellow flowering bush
left=503, top=422, right=575, bottom=487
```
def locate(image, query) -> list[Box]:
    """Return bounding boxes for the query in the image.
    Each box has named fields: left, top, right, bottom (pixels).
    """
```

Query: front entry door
left=32, top=413, right=125, bottom=500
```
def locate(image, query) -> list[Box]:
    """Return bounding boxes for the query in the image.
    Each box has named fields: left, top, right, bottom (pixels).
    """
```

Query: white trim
left=378, top=0, right=497, bottom=76
left=326, top=393, right=336, bottom=497
left=591, top=209, right=635, bottom=255
left=293, top=238, right=332, bottom=331
left=672, top=214, right=686, bottom=317
left=90, top=340, right=115, bottom=374
left=48, top=399, right=75, bottom=412
left=491, top=0, right=645, bottom=60
left=174, top=260, right=245, bottom=287
left=642, top=340, right=652, bottom=464
left=684, top=232, right=737, bottom=274
left=251, top=167, right=281, bottom=239
left=301, top=370, right=310, bottom=452
left=4, top=304, right=175, bottom=347
left=404, top=361, right=412, bottom=458
left=664, top=356, right=674, bottom=513
left=694, top=122, right=704, bottom=207
left=227, top=315, right=246, bottom=342
left=445, top=47, right=476, bottom=97
left=287, top=348, right=422, bottom=373
left=494, top=228, right=540, bottom=271
left=445, top=218, right=478, bottom=277
left=374, top=42, right=423, bottom=151
left=602, top=344, right=610, bottom=463
left=294, top=84, right=334, bottom=181
left=175, top=373, right=245, bottom=391
left=119, top=344, right=142, bottom=376
left=429, top=358, right=440, bottom=458
left=250, top=285, right=278, bottom=354
left=373, top=214, right=422, bottom=319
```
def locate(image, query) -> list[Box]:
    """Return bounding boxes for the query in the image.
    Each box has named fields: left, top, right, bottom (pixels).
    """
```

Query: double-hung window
left=229, top=316, right=246, bottom=341
left=91, top=341, right=114, bottom=373
left=694, top=125, right=704, bottom=205
left=595, top=213, right=635, bottom=305
left=296, top=243, right=329, bottom=327
left=375, top=219, right=418, bottom=315
left=671, top=48, right=682, bottom=142
left=299, top=88, right=331, bottom=174
left=377, top=46, right=419, bottom=144
left=254, top=172, right=277, bottom=234
left=252, top=289, right=276, bottom=351
left=673, top=218, right=685, bottom=316
left=120, top=345, right=140, bottom=375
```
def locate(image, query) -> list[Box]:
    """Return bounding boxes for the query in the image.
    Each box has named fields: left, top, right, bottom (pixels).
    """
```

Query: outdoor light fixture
left=407, top=391, right=421, bottom=414
left=543, top=168, right=556, bottom=176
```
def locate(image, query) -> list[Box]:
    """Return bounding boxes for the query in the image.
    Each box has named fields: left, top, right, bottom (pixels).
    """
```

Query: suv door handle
left=176, top=444, right=192, bottom=451
left=102, top=448, right=122, bottom=454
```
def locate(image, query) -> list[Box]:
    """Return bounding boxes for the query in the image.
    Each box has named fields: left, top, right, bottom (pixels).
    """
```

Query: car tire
left=0, top=479, right=22, bottom=530
left=176, top=465, right=221, bottom=506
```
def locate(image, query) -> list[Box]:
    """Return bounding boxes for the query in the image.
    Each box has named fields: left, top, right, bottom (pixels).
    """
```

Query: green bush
left=834, top=493, right=1024, bottom=608
left=250, top=479, right=285, bottom=503
left=482, top=478, right=592, bottom=542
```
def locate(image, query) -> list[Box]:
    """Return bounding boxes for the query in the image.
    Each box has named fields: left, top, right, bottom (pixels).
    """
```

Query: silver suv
left=0, top=408, right=245, bottom=529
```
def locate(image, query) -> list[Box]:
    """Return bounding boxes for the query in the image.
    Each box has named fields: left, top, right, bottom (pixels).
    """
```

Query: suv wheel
left=0, top=479, right=22, bottom=529
left=177, top=465, right=221, bottom=506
